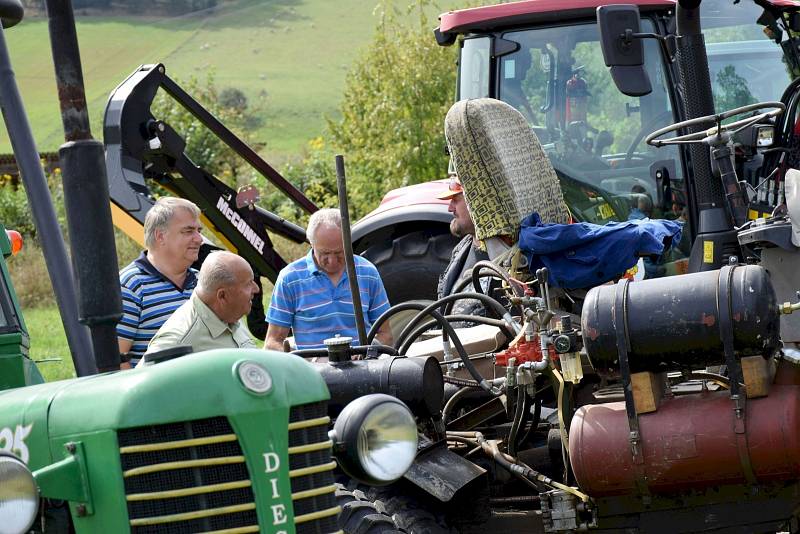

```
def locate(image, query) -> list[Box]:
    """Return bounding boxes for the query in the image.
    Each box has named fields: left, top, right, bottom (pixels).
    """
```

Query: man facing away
left=117, top=197, right=203, bottom=368
left=264, top=208, right=393, bottom=352
left=141, top=251, right=258, bottom=362
left=436, top=175, right=489, bottom=317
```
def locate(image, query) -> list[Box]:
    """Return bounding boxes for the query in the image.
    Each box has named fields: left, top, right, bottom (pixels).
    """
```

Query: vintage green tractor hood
left=0, top=348, right=328, bottom=473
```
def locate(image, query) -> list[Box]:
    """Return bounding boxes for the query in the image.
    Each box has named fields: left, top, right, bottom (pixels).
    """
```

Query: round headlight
left=0, top=453, right=39, bottom=534
left=331, top=394, right=417, bottom=486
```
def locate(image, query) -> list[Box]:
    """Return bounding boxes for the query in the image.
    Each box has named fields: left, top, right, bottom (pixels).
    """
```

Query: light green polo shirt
left=143, top=292, right=255, bottom=361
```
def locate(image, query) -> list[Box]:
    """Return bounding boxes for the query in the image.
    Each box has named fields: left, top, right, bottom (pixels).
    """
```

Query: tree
left=282, top=1, right=457, bottom=219
left=714, top=65, right=756, bottom=113
left=150, top=74, right=262, bottom=185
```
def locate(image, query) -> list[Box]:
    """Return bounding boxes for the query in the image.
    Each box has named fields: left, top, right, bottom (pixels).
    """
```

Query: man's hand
left=374, top=321, right=394, bottom=348
left=264, top=324, right=291, bottom=352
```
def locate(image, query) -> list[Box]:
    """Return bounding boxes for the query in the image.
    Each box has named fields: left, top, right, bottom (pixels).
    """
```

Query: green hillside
left=2, top=0, right=384, bottom=162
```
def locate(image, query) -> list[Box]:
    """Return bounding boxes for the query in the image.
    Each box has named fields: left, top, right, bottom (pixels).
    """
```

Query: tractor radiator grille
left=288, top=402, right=340, bottom=534
left=118, top=406, right=340, bottom=534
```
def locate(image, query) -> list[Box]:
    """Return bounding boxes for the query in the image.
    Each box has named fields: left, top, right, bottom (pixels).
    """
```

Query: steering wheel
left=645, top=101, right=785, bottom=147
left=624, top=110, right=673, bottom=163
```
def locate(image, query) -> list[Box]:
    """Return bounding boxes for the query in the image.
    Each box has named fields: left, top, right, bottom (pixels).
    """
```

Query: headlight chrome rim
left=0, top=453, right=39, bottom=534
left=332, top=394, right=417, bottom=486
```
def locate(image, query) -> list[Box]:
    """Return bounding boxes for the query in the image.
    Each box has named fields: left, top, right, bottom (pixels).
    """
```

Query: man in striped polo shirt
left=117, top=197, right=203, bottom=368
left=264, top=208, right=393, bottom=353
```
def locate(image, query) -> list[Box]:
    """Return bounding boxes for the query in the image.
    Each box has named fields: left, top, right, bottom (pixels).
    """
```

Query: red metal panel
left=438, top=0, right=675, bottom=34
left=569, top=385, right=800, bottom=496
left=360, top=180, right=450, bottom=220
left=763, top=0, right=800, bottom=8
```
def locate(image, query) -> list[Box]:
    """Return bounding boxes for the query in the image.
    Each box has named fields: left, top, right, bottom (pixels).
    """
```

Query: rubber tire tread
left=336, top=484, right=405, bottom=534
left=361, top=230, right=457, bottom=304
left=340, top=479, right=454, bottom=534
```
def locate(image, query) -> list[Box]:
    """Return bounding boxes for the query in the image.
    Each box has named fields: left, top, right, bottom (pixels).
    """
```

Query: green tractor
left=0, top=2, right=419, bottom=533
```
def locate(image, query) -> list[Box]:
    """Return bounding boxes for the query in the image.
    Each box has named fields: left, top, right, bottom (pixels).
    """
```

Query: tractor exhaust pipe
left=0, top=2, right=98, bottom=376
left=335, top=155, right=368, bottom=346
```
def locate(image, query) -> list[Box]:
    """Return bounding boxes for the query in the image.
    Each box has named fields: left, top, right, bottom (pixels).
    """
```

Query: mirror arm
left=622, top=29, right=677, bottom=64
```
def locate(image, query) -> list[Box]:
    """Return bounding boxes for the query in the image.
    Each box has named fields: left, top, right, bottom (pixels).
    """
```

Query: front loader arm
left=103, top=63, right=316, bottom=283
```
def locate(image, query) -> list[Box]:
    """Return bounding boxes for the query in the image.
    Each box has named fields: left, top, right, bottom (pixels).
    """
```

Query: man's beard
left=450, top=218, right=469, bottom=238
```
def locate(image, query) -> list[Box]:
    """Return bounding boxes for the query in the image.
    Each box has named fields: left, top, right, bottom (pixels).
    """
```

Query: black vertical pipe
left=45, top=0, right=122, bottom=372
left=0, top=20, right=96, bottom=376
left=335, top=155, right=367, bottom=346
left=676, top=2, right=720, bottom=212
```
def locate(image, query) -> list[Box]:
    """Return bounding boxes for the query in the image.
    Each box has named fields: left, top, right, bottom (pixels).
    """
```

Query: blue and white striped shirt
left=267, top=251, right=390, bottom=349
left=117, top=252, right=197, bottom=361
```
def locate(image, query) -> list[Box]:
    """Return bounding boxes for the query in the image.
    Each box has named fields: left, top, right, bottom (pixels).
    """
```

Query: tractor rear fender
left=351, top=204, right=452, bottom=250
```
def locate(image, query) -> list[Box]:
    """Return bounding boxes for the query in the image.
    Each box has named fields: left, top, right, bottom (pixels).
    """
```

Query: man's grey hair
left=144, top=197, right=201, bottom=248
left=197, top=251, right=239, bottom=293
left=306, top=208, right=342, bottom=245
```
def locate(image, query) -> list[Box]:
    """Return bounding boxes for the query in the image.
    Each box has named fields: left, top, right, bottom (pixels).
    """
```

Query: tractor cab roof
left=437, top=0, right=800, bottom=35
left=437, top=0, right=675, bottom=35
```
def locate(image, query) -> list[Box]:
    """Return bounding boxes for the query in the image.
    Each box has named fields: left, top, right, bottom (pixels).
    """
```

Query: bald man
left=141, top=251, right=259, bottom=362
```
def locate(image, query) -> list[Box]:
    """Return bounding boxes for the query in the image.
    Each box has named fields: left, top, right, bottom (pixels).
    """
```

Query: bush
left=0, top=182, right=36, bottom=238
left=277, top=0, right=457, bottom=218
left=219, top=87, right=249, bottom=112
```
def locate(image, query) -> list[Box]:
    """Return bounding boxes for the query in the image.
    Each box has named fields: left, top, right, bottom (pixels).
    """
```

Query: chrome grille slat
left=289, top=402, right=339, bottom=534
left=119, top=402, right=339, bottom=534
left=119, top=417, right=257, bottom=534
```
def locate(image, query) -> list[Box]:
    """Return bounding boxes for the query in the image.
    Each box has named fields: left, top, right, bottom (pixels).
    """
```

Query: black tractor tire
left=338, top=478, right=455, bottom=534
left=361, top=230, right=457, bottom=305
left=336, top=484, right=405, bottom=534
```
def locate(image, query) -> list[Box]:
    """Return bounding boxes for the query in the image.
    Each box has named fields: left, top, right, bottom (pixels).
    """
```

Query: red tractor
left=102, top=1, right=800, bottom=532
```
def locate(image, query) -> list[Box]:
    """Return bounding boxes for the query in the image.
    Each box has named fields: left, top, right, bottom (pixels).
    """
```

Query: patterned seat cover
left=444, top=98, right=570, bottom=243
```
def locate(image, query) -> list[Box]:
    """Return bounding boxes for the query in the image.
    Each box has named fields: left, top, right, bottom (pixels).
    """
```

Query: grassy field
left=26, top=306, right=76, bottom=381
left=2, top=0, right=383, bottom=162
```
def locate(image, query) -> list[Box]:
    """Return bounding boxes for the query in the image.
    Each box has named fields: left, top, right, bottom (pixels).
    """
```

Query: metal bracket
left=718, top=265, right=757, bottom=484
left=614, top=279, right=650, bottom=496
left=32, top=441, right=94, bottom=516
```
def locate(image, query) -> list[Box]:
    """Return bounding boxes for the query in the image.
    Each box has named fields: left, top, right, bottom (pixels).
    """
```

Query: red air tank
left=569, top=385, right=800, bottom=496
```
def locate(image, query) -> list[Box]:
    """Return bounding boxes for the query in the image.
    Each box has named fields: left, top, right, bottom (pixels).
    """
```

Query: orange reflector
left=6, top=230, right=23, bottom=255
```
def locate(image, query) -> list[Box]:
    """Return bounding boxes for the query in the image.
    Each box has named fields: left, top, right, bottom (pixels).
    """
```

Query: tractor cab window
left=459, top=36, right=491, bottom=100
left=0, top=271, right=21, bottom=334
left=702, top=0, right=792, bottom=111
left=493, top=19, right=690, bottom=276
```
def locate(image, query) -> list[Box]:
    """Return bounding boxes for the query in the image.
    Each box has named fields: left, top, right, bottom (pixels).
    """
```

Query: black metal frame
left=103, top=63, right=315, bottom=283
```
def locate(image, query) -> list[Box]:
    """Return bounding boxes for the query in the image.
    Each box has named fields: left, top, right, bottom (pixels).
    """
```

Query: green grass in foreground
left=25, top=306, right=76, bottom=382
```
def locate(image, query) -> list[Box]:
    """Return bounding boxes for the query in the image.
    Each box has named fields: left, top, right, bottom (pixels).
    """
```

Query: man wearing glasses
left=263, top=208, right=393, bottom=352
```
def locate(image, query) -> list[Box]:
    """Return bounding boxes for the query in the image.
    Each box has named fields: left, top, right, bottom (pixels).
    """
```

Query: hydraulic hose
left=442, top=386, right=475, bottom=422
left=549, top=368, right=571, bottom=469
left=397, top=292, right=519, bottom=347
left=367, top=301, right=431, bottom=344
left=443, top=375, right=482, bottom=387
left=508, top=385, right=527, bottom=457
left=689, top=370, right=731, bottom=389
left=449, top=266, right=522, bottom=316
left=397, top=314, right=515, bottom=354
left=472, top=260, right=525, bottom=297
left=447, top=432, right=590, bottom=502
left=518, top=396, right=542, bottom=447
left=370, top=301, right=495, bottom=393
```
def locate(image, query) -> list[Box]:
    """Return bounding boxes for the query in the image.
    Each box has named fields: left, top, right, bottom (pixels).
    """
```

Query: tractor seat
left=444, top=98, right=570, bottom=244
